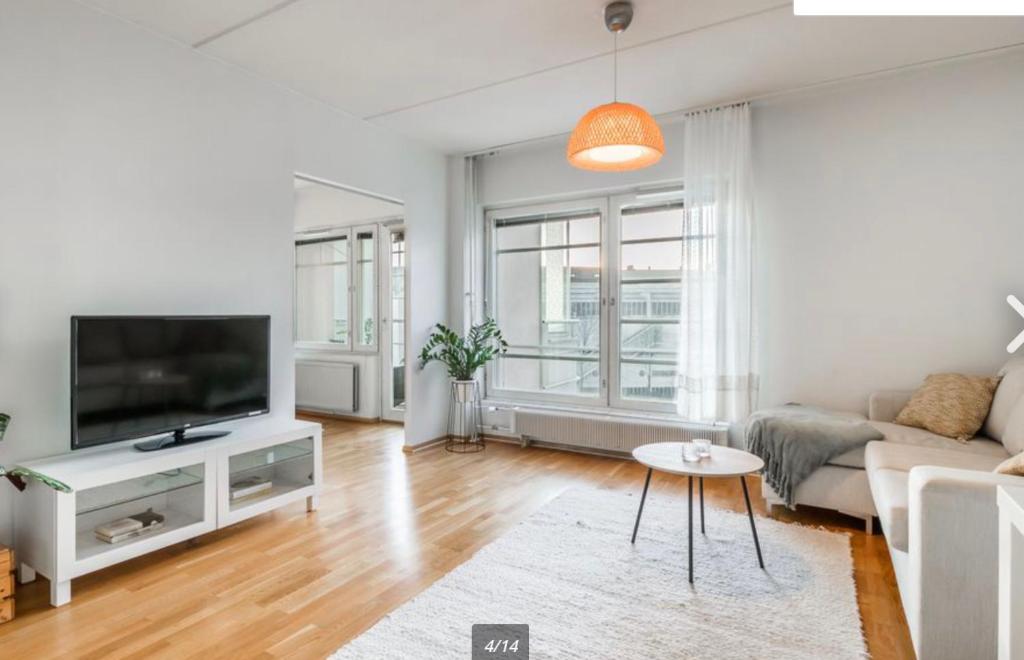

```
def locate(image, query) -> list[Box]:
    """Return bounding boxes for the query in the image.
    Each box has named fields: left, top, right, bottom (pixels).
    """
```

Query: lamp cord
left=613, top=31, right=618, bottom=102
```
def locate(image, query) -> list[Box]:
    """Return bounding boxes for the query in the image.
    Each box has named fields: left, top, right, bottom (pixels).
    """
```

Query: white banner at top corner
left=794, top=0, right=1024, bottom=15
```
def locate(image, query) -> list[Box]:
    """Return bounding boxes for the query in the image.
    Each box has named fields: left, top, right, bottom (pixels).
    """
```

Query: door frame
left=380, top=222, right=407, bottom=422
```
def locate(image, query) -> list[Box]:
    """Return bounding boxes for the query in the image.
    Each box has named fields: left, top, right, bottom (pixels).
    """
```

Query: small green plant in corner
left=418, top=318, right=509, bottom=381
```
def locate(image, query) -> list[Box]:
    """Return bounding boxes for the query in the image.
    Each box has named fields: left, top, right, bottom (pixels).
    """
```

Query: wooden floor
left=0, top=416, right=914, bottom=659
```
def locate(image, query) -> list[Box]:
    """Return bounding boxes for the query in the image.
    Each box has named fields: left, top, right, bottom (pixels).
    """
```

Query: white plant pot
left=452, top=380, right=478, bottom=403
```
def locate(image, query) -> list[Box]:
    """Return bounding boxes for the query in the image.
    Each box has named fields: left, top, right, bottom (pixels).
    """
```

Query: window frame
left=294, top=223, right=379, bottom=355
left=352, top=224, right=379, bottom=351
left=380, top=222, right=407, bottom=419
left=609, top=192, right=687, bottom=414
left=484, top=191, right=690, bottom=415
left=484, top=197, right=610, bottom=407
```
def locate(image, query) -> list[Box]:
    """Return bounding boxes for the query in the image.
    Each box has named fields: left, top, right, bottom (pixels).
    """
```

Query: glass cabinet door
left=227, top=437, right=315, bottom=511
left=75, top=463, right=207, bottom=561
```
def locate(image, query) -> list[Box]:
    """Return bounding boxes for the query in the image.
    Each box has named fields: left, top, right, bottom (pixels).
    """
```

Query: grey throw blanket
left=745, top=404, right=883, bottom=507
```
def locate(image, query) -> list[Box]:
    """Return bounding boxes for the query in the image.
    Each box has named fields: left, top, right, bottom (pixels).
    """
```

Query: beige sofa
left=758, top=400, right=1009, bottom=533
left=866, top=358, right=1024, bottom=660
left=761, top=358, right=1024, bottom=658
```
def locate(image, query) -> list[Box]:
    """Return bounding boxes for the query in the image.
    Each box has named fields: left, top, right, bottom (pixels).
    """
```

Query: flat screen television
left=71, top=315, right=270, bottom=451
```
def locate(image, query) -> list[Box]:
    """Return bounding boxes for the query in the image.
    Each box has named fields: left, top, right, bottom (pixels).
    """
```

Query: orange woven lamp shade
left=567, top=101, right=664, bottom=172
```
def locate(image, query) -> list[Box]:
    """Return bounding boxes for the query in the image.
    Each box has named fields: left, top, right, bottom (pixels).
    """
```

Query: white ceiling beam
left=192, top=0, right=307, bottom=48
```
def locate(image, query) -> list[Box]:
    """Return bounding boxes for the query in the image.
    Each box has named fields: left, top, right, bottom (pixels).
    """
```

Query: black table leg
left=699, top=477, right=705, bottom=534
left=688, top=475, right=694, bottom=583
left=631, top=468, right=652, bottom=544
left=740, top=476, right=765, bottom=569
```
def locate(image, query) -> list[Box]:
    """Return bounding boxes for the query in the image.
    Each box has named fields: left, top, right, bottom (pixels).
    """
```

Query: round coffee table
left=630, top=442, right=766, bottom=583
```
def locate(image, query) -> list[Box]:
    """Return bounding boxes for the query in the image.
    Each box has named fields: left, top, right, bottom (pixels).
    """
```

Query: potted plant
left=419, top=318, right=508, bottom=402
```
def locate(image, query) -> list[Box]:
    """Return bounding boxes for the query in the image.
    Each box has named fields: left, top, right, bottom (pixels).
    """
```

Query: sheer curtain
left=676, top=103, right=758, bottom=423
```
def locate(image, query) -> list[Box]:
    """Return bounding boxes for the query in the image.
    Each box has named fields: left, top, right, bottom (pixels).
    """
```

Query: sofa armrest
left=906, top=466, right=1024, bottom=659
left=868, top=390, right=914, bottom=422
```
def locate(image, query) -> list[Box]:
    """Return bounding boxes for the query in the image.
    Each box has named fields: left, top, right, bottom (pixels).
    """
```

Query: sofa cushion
left=827, top=447, right=870, bottom=469
left=866, top=468, right=910, bottom=552
left=865, top=441, right=1008, bottom=553
left=864, top=439, right=1008, bottom=474
left=871, top=421, right=1010, bottom=459
left=1000, top=397, right=1024, bottom=456
left=984, top=357, right=1024, bottom=443
left=995, top=451, right=1024, bottom=475
left=894, top=373, right=1000, bottom=441
left=827, top=421, right=1010, bottom=469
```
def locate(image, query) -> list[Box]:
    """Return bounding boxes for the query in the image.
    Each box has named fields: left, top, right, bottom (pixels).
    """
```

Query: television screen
left=71, top=316, right=270, bottom=450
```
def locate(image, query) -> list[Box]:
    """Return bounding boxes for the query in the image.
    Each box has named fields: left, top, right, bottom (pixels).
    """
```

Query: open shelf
left=75, top=508, right=204, bottom=562
left=227, top=437, right=315, bottom=514
left=229, top=441, right=313, bottom=476
left=229, top=448, right=314, bottom=479
left=76, top=468, right=204, bottom=516
left=228, top=479, right=312, bottom=511
left=75, top=462, right=207, bottom=563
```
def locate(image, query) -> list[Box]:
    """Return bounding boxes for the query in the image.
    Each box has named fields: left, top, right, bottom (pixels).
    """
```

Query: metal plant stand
left=446, top=380, right=484, bottom=453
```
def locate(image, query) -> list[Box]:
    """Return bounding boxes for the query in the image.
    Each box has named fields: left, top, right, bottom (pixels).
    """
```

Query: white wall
left=754, top=50, right=1024, bottom=412
left=469, top=49, right=1024, bottom=422
left=0, top=0, right=449, bottom=543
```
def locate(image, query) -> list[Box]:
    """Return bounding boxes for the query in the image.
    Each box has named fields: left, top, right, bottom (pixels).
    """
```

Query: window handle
left=610, top=296, right=617, bottom=306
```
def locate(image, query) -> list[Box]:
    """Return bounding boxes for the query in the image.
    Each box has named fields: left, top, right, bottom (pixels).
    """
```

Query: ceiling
left=85, top=0, right=1024, bottom=154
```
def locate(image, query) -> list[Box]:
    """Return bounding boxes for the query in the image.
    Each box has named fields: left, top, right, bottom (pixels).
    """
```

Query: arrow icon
left=1009, top=295, right=1024, bottom=354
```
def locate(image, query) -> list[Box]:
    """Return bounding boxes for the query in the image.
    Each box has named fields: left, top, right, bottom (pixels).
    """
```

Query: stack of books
left=94, top=509, right=165, bottom=544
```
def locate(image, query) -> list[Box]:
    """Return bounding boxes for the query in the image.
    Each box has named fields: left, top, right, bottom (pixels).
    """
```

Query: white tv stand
left=13, top=417, right=322, bottom=606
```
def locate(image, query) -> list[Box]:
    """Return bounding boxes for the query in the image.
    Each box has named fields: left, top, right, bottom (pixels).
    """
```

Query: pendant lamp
left=567, top=1, right=664, bottom=171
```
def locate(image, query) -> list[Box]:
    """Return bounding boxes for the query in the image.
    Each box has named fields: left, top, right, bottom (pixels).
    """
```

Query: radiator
left=513, top=408, right=727, bottom=454
left=296, top=360, right=358, bottom=413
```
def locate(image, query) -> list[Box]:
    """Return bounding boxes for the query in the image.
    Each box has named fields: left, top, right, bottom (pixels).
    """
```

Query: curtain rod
left=462, top=40, right=1024, bottom=158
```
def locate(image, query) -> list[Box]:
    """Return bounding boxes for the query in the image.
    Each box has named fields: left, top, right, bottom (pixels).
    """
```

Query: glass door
left=381, top=225, right=407, bottom=422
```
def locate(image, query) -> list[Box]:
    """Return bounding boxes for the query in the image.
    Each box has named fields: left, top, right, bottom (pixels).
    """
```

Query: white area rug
left=331, top=488, right=867, bottom=659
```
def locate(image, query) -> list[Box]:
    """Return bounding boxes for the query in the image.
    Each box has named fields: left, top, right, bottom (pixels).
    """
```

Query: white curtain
left=676, top=103, right=758, bottom=423
left=462, top=155, right=482, bottom=331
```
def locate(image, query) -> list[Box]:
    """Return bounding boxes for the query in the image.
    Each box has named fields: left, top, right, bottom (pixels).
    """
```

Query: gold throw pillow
left=894, top=373, right=1000, bottom=442
left=995, top=452, right=1024, bottom=476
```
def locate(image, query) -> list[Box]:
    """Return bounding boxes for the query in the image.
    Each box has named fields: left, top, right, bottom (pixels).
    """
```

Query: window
left=488, top=200, right=604, bottom=401
left=486, top=191, right=704, bottom=413
left=295, top=234, right=349, bottom=346
left=295, top=225, right=377, bottom=351
left=616, top=202, right=686, bottom=405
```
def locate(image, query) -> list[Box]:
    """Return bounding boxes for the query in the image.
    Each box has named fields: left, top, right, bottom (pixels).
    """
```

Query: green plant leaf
left=417, top=318, right=508, bottom=382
